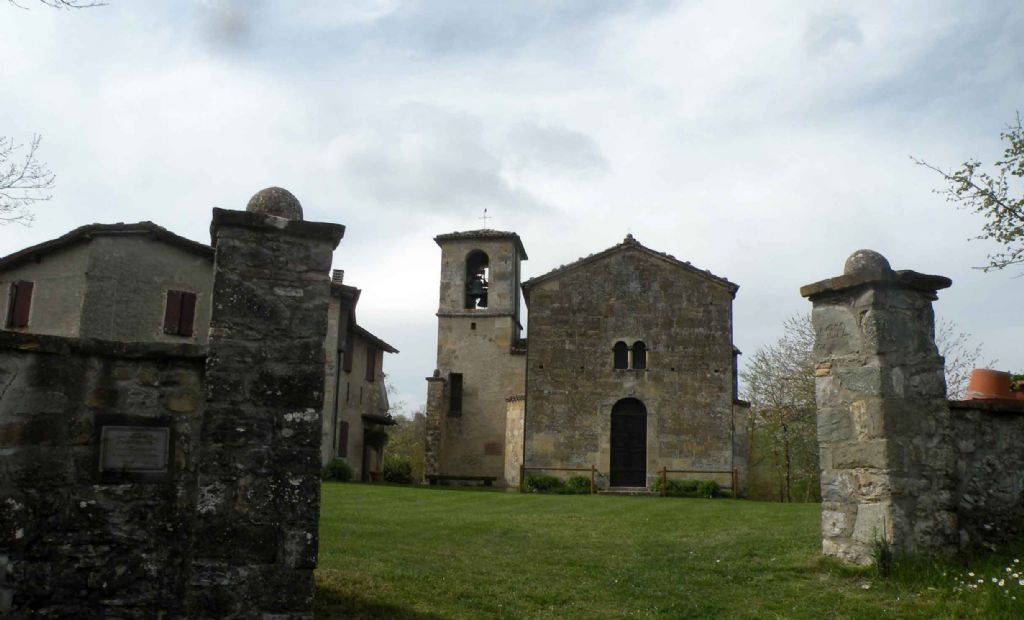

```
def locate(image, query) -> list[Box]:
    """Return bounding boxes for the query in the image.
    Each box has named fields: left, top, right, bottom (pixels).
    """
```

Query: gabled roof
left=0, top=221, right=213, bottom=272
left=433, top=229, right=528, bottom=260
left=522, top=234, right=738, bottom=295
left=329, top=282, right=398, bottom=354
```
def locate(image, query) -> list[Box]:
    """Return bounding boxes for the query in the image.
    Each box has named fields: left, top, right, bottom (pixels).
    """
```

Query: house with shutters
left=321, top=271, right=400, bottom=481
left=424, top=230, right=750, bottom=491
left=0, top=220, right=397, bottom=477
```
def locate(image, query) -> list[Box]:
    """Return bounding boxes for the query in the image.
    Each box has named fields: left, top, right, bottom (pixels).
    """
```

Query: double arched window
left=632, top=341, right=647, bottom=369
left=613, top=342, right=629, bottom=369
left=612, top=340, right=648, bottom=370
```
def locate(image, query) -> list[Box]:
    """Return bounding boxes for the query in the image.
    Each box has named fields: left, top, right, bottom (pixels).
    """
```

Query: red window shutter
left=164, top=290, right=182, bottom=335
left=337, top=421, right=349, bottom=458
left=8, top=281, right=33, bottom=328
left=178, top=292, right=197, bottom=337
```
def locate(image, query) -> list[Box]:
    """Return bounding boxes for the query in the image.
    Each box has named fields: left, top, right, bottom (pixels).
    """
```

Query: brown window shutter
left=178, top=292, right=197, bottom=337
left=342, top=331, right=354, bottom=373
left=164, top=290, right=182, bottom=334
left=337, top=421, right=349, bottom=458
left=365, top=346, right=377, bottom=382
left=8, top=281, right=33, bottom=327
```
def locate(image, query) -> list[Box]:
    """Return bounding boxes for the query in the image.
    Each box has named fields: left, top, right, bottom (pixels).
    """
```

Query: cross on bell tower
left=479, top=208, right=491, bottom=229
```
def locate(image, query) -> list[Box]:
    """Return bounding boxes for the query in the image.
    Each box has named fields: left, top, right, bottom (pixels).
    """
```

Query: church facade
left=424, top=230, right=749, bottom=491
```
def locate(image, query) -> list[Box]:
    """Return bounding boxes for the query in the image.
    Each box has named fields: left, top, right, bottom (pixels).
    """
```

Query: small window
left=465, top=251, right=489, bottom=309
left=632, top=341, right=647, bottom=370
left=449, top=372, right=464, bottom=416
left=613, top=341, right=628, bottom=369
left=337, top=420, right=349, bottom=458
left=163, top=290, right=197, bottom=336
left=365, top=346, right=378, bottom=382
left=6, top=281, right=33, bottom=328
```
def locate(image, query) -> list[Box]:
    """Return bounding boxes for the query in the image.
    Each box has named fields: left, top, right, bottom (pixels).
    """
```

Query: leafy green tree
left=742, top=314, right=989, bottom=501
left=741, top=314, right=818, bottom=503
left=914, top=113, right=1024, bottom=271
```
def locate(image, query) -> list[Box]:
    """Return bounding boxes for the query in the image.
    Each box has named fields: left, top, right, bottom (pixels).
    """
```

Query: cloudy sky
left=2, top=0, right=1023, bottom=410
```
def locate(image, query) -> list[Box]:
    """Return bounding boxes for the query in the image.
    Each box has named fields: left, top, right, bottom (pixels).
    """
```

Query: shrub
left=524, top=474, right=564, bottom=493
left=383, top=458, right=414, bottom=484
left=653, top=478, right=722, bottom=498
left=322, top=459, right=353, bottom=482
left=562, top=475, right=593, bottom=495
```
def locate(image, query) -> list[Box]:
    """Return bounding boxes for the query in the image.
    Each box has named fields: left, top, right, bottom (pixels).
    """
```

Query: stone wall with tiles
left=803, top=249, right=1024, bottom=565
left=0, top=333, right=206, bottom=617
left=949, top=399, right=1024, bottom=549
left=0, top=190, right=343, bottom=618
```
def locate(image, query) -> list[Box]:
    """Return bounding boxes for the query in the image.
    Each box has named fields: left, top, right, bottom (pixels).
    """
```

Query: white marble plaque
left=99, top=426, right=170, bottom=473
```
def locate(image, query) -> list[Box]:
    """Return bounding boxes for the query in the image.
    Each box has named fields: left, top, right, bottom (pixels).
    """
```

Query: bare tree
left=0, top=135, right=55, bottom=225
left=936, top=317, right=996, bottom=399
left=913, top=113, right=1024, bottom=272
left=7, top=0, right=105, bottom=8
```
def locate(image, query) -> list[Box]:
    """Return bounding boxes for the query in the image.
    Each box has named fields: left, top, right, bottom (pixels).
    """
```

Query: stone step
left=599, top=487, right=658, bottom=496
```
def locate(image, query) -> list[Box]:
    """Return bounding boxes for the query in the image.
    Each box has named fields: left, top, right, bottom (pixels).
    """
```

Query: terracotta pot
left=966, top=369, right=1013, bottom=400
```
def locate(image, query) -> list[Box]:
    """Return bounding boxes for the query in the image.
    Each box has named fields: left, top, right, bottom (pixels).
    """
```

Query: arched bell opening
left=465, top=250, right=490, bottom=309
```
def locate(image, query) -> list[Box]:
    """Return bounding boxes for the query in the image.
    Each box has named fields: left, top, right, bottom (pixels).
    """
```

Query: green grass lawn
left=315, top=483, right=1024, bottom=619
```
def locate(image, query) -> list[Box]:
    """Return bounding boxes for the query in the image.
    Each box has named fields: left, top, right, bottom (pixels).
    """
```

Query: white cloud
left=2, top=0, right=1023, bottom=406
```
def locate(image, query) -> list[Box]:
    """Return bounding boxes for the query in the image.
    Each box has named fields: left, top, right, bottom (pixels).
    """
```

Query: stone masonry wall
left=1, top=195, right=344, bottom=618
left=524, top=244, right=740, bottom=488
left=803, top=250, right=957, bottom=564
left=803, top=249, right=1024, bottom=564
left=0, top=333, right=206, bottom=617
left=950, top=400, right=1024, bottom=549
left=186, top=207, right=342, bottom=618
left=431, top=234, right=527, bottom=485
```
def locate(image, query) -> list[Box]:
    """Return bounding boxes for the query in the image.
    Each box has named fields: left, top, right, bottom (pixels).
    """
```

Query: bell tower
left=424, top=229, right=528, bottom=485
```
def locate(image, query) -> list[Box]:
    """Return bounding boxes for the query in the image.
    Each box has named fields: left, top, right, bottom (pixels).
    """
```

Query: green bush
left=383, top=458, right=414, bottom=484
left=562, top=475, right=593, bottom=495
left=322, top=459, right=354, bottom=482
left=524, top=474, right=564, bottom=493
left=653, top=478, right=722, bottom=498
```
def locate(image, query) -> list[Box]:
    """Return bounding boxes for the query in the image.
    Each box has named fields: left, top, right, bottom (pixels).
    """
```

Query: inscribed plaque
left=99, top=426, right=170, bottom=473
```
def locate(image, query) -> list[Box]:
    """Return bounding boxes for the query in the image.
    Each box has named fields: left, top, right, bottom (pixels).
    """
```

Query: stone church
left=424, top=229, right=749, bottom=490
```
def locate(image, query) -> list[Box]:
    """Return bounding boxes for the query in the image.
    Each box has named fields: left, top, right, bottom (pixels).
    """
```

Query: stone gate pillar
left=423, top=371, right=447, bottom=480
left=800, top=250, right=956, bottom=564
left=187, top=188, right=344, bottom=617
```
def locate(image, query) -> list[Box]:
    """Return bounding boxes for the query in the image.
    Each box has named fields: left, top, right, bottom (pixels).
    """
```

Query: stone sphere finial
left=246, top=187, right=303, bottom=220
left=843, top=249, right=892, bottom=277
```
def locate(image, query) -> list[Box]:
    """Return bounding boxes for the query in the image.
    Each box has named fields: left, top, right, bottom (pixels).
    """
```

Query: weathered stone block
left=851, top=501, right=892, bottom=544
left=832, top=439, right=888, bottom=469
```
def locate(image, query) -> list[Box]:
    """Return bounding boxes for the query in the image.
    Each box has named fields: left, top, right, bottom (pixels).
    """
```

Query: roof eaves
left=0, top=221, right=213, bottom=272
left=522, top=235, right=737, bottom=294
left=352, top=324, right=399, bottom=354
left=433, top=229, right=528, bottom=260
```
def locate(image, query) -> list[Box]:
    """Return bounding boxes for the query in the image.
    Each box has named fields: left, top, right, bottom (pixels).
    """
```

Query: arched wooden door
left=610, top=398, right=647, bottom=487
